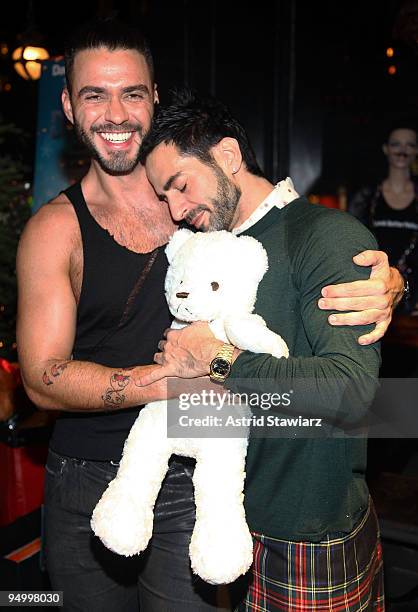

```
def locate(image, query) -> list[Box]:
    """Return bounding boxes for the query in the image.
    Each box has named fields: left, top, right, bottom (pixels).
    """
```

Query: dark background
left=1, top=0, right=417, bottom=197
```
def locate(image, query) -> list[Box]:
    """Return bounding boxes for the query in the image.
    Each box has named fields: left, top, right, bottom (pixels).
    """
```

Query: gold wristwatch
left=209, top=343, right=235, bottom=383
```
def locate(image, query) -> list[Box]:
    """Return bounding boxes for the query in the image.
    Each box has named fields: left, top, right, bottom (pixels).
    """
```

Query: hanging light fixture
left=12, top=46, right=49, bottom=80
left=12, top=0, right=49, bottom=80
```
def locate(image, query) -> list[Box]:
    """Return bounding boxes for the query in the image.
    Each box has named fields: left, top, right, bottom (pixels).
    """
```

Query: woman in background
left=349, top=126, right=418, bottom=314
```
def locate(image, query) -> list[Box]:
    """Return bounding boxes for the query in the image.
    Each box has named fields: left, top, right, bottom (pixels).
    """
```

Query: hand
left=318, top=250, right=404, bottom=345
left=137, top=322, right=223, bottom=386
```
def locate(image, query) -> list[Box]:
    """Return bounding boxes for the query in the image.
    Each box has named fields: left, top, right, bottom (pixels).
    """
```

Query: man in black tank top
left=16, top=17, right=405, bottom=612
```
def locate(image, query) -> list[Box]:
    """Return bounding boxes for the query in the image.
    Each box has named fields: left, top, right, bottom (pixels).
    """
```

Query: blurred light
left=12, top=343, right=17, bottom=349
left=12, top=45, right=49, bottom=80
left=4, top=83, right=12, bottom=92
left=388, top=65, right=397, bottom=75
left=0, top=42, right=8, bottom=55
left=386, top=47, right=394, bottom=57
left=24, top=182, right=31, bottom=190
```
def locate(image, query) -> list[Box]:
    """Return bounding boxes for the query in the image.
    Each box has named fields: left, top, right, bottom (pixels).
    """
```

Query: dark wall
left=147, top=0, right=298, bottom=186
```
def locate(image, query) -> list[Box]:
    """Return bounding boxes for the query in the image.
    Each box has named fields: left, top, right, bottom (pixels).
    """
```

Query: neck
left=230, top=173, right=275, bottom=229
left=82, top=160, right=152, bottom=207
left=386, top=166, right=411, bottom=192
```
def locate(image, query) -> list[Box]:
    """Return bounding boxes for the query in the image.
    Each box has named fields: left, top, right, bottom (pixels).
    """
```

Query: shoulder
left=287, top=197, right=377, bottom=246
left=22, top=192, right=77, bottom=237
left=347, top=185, right=378, bottom=218
left=17, top=192, right=80, bottom=266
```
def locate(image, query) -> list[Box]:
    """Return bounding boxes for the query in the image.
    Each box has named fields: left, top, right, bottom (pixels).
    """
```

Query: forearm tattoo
left=42, top=362, right=69, bottom=386
left=41, top=361, right=139, bottom=411
left=102, top=370, right=132, bottom=409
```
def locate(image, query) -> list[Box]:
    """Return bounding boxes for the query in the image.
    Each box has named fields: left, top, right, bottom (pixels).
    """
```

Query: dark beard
left=185, top=163, right=241, bottom=232
left=73, top=121, right=143, bottom=175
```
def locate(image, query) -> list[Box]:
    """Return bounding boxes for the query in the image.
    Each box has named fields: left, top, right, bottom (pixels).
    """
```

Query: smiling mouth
left=99, top=132, right=134, bottom=143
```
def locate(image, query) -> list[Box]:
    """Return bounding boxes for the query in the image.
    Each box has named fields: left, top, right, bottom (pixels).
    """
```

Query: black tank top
left=371, top=190, right=418, bottom=266
left=49, top=183, right=172, bottom=460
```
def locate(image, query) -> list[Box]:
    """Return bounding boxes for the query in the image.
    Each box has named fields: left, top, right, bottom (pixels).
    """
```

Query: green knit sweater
left=228, top=197, right=380, bottom=541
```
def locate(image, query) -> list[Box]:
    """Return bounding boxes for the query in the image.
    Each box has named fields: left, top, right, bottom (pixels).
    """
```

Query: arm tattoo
left=42, top=361, right=70, bottom=386
left=102, top=371, right=131, bottom=410
left=42, top=371, right=53, bottom=386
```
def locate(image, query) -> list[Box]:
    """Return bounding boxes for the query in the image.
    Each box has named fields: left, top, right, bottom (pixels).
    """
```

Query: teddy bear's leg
left=224, top=314, right=289, bottom=358
left=189, top=438, right=254, bottom=584
left=91, top=401, right=173, bottom=557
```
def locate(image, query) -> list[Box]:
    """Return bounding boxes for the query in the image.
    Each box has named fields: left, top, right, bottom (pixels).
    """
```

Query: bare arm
left=16, top=203, right=165, bottom=412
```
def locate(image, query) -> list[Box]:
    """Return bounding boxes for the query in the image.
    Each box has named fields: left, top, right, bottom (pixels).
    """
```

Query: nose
left=104, top=96, right=129, bottom=124
left=167, top=195, right=189, bottom=222
left=176, top=292, right=189, bottom=299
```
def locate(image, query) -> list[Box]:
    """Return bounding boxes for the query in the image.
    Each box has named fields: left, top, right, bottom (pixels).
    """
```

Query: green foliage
left=0, top=122, right=31, bottom=361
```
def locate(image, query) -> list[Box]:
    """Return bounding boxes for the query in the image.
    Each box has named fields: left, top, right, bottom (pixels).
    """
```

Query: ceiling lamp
left=12, top=0, right=49, bottom=80
left=12, top=45, right=49, bottom=80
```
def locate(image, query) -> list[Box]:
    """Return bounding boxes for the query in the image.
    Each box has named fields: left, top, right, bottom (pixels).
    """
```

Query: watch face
left=212, top=358, right=231, bottom=377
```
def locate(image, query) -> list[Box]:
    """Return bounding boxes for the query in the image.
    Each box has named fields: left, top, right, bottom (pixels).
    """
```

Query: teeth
left=100, top=132, right=132, bottom=142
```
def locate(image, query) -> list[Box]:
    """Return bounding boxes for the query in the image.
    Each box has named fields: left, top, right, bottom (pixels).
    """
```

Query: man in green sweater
left=139, top=90, right=384, bottom=611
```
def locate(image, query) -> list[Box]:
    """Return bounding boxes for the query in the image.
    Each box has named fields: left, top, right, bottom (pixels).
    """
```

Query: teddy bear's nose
left=176, top=292, right=189, bottom=299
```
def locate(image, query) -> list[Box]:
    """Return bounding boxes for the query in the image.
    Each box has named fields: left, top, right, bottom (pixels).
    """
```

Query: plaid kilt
left=235, top=498, right=384, bottom=612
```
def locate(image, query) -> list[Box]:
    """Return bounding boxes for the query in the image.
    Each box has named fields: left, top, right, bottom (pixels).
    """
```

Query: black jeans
left=43, top=449, right=221, bottom=611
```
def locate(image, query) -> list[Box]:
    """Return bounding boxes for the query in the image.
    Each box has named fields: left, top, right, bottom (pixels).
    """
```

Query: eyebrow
left=163, top=172, right=182, bottom=192
left=78, top=84, right=150, bottom=98
left=78, top=86, right=105, bottom=97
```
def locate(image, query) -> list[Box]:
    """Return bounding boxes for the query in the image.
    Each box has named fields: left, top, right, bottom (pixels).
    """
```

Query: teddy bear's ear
left=165, top=229, right=195, bottom=263
left=236, top=235, right=269, bottom=282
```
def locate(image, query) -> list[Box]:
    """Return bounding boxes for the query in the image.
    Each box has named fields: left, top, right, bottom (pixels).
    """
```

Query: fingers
left=357, top=320, right=390, bottom=346
left=319, top=294, right=391, bottom=312
left=352, top=249, right=388, bottom=269
left=327, top=309, right=390, bottom=326
left=321, top=278, right=387, bottom=299
left=154, top=351, right=163, bottom=365
left=136, top=365, right=168, bottom=386
left=328, top=310, right=391, bottom=344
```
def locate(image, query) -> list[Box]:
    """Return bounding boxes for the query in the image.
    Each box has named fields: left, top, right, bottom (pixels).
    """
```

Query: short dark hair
left=139, top=88, right=264, bottom=177
left=64, top=17, right=154, bottom=94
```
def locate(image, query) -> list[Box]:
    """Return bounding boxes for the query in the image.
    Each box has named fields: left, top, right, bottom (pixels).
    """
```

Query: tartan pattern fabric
left=235, top=499, right=384, bottom=612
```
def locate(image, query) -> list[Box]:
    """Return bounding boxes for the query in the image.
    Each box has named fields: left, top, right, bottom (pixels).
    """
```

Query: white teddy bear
left=91, top=229, right=289, bottom=585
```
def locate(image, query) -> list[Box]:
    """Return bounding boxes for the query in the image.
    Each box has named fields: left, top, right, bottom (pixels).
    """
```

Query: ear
left=237, top=235, right=269, bottom=282
left=62, top=88, right=74, bottom=125
left=212, top=137, right=242, bottom=175
left=165, top=228, right=195, bottom=263
left=153, top=84, right=159, bottom=105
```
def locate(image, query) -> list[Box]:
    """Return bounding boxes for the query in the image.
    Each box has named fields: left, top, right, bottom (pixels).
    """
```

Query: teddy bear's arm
left=224, top=314, right=289, bottom=359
